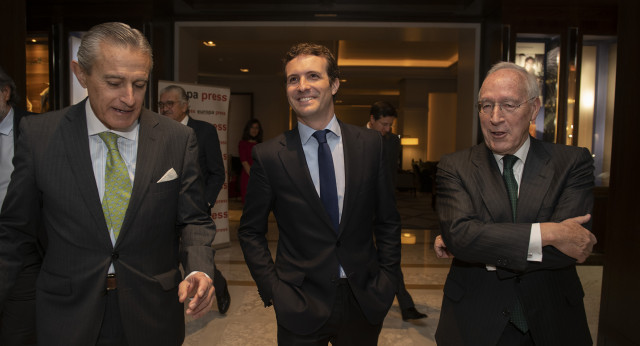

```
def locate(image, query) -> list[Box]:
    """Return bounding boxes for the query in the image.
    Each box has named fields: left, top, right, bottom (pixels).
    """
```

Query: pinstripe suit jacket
left=0, top=99, right=216, bottom=345
left=435, top=137, right=593, bottom=346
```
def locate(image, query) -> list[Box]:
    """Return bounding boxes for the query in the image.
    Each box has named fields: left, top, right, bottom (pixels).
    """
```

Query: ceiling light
left=240, top=68, right=249, bottom=73
left=203, top=41, right=216, bottom=47
left=340, top=79, right=347, bottom=83
left=31, top=39, right=37, bottom=43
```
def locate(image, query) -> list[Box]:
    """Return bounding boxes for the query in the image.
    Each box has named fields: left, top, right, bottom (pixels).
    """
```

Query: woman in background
left=239, top=119, right=263, bottom=203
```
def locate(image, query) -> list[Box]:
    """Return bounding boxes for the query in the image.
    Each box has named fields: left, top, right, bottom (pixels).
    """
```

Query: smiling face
left=285, top=54, right=339, bottom=129
left=72, top=42, right=151, bottom=131
left=479, top=68, right=540, bottom=155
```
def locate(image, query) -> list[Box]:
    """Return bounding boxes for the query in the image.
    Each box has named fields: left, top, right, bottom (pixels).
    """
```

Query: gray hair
left=0, top=65, right=19, bottom=105
left=479, top=61, right=539, bottom=100
left=159, top=85, right=189, bottom=104
left=77, top=22, right=153, bottom=74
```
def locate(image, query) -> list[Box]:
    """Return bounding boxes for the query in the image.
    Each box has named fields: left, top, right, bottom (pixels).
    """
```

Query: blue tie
left=313, top=130, right=339, bottom=233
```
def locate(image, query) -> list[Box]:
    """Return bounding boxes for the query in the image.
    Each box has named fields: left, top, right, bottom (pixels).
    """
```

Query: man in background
left=238, top=43, right=401, bottom=345
left=367, top=101, right=427, bottom=321
left=159, top=84, right=231, bottom=314
left=0, top=66, right=38, bottom=345
left=0, top=22, right=216, bottom=345
left=435, top=61, right=596, bottom=345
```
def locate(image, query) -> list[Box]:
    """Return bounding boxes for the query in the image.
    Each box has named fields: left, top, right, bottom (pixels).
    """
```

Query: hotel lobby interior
left=2, top=0, right=639, bottom=345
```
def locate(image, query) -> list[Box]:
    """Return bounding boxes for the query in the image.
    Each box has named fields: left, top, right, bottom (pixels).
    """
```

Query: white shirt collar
left=298, top=115, right=341, bottom=144
left=0, top=107, right=14, bottom=136
left=493, top=136, right=531, bottom=165
left=85, top=99, right=139, bottom=141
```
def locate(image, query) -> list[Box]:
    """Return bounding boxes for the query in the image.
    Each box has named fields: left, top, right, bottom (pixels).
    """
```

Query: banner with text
left=158, top=80, right=231, bottom=247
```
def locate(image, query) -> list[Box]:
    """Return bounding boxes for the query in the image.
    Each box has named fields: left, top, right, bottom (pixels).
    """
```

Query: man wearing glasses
left=158, top=85, right=231, bottom=314
left=434, top=62, right=596, bottom=345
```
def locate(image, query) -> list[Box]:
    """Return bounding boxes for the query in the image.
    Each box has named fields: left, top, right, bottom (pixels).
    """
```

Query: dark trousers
left=96, top=289, right=128, bottom=346
left=277, top=279, right=383, bottom=346
left=396, top=269, right=415, bottom=310
left=213, top=266, right=227, bottom=295
left=0, top=266, right=38, bottom=346
left=497, top=322, right=535, bottom=346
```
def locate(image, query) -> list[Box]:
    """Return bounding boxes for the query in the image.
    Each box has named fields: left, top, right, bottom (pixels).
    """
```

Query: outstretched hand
left=178, top=272, right=215, bottom=319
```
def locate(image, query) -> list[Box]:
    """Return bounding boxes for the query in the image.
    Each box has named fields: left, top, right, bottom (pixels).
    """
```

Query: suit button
left=336, top=241, right=341, bottom=247
left=112, top=252, right=119, bottom=260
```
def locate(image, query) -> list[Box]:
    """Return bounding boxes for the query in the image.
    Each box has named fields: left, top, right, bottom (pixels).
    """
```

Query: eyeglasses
left=477, top=97, right=536, bottom=115
left=158, top=101, right=178, bottom=109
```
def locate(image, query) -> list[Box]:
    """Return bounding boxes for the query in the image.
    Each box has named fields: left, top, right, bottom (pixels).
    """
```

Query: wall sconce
left=401, top=232, right=417, bottom=245
left=401, top=137, right=419, bottom=146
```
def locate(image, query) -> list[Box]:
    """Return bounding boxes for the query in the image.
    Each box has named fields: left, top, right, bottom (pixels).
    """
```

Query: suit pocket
left=37, top=268, right=72, bottom=296
left=148, top=178, right=180, bottom=195
left=153, top=268, right=182, bottom=291
left=443, top=277, right=465, bottom=302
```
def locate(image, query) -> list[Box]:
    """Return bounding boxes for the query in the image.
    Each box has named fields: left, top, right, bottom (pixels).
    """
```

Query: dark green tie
left=99, top=132, right=132, bottom=240
left=502, top=154, right=518, bottom=222
left=502, top=154, right=528, bottom=333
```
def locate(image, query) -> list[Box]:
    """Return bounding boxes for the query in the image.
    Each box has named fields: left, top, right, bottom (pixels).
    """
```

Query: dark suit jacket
left=187, top=117, right=225, bottom=205
left=435, top=137, right=594, bottom=346
left=238, top=120, right=401, bottom=335
left=382, top=133, right=400, bottom=186
left=0, top=99, right=216, bottom=345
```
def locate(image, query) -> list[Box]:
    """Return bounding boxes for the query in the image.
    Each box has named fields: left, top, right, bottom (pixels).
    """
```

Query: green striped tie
left=99, top=132, right=132, bottom=240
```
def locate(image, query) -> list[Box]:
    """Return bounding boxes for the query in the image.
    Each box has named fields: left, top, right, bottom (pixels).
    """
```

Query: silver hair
left=159, top=85, right=189, bottom=103
left=479, top=61, right=539, bottom=100
left=77, top=22, right=153, bottom=74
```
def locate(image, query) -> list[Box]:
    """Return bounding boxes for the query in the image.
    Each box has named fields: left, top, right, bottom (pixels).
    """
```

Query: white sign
left=158, top=80, right=231, bottom=247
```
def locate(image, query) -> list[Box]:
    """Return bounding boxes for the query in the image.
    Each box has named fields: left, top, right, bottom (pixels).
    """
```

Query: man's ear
left=331, top=78, right=340, bottom=95
left=71, top=60, right=87, bottom=88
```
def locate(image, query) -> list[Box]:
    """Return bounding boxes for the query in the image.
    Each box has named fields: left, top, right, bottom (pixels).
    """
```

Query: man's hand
left=541, top=214, right=597, bottom=263
left=178, top=272, right=215, bottom=319
left=434, top=235, right=453, bottom=259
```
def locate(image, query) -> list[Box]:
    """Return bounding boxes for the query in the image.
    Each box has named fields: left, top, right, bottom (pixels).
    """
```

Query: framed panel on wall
left=515, top=35, right=561, bottom=143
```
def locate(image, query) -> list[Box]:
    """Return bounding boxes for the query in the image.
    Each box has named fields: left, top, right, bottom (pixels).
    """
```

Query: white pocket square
left=157, top=168, right=178, bottom=183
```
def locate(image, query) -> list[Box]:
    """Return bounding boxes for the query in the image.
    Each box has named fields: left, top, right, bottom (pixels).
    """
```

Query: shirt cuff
left=527, top=223, right=543, bottom=262
left=185, top=271, right=211, bottom=280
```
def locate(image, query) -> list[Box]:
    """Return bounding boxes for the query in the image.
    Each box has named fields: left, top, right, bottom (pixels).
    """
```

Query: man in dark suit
left=0, top=22, right=216, bottom=345
left=366, top=100, right=427, bottom=322
left=238, top=43, right=401, bottom=345
left=434, top=62, right=597, bottom=345
left=159, top=84, right=231, bottom=314
left=0, top=66, right=38, bottom=345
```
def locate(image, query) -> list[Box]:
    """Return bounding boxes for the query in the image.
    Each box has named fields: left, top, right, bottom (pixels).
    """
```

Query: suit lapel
left=339, top=122, right=363, bottom=236
left=60, top=100, right=112, bottom=247
left=279, top=128, right=335, bottom=231
left=471, top=144, right=513, bottom=223
left=518, top=138, right=553, bottom=222
left=116, top=110, right=159, bottom=245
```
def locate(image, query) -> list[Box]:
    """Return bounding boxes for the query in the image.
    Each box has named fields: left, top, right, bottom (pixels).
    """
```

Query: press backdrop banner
left=158, top=80, right=231, bottom=247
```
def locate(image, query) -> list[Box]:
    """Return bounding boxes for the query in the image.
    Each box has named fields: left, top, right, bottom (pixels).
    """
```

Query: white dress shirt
left=0, top=107, right=15, bottom=208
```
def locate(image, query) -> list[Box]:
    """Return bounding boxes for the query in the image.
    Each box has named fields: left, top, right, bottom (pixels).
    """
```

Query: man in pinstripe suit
left=434, top=62, right=597, bottom=346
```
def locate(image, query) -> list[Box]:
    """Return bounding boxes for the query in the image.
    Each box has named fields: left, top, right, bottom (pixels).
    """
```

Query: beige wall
left=428, top=93, right=457, bottom=161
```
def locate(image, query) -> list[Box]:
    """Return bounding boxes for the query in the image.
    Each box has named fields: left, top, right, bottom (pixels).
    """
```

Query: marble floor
left=184, top=192, right=603, bottom=345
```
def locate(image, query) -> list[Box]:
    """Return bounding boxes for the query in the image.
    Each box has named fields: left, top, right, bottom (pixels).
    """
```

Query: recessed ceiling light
left=240, top=68, right=250, bottom=73
left=31, top=39, right=37, bottom=43
left=340, top=79, right=347, bottom=83
left=203, top=41, right=216, bottom=47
